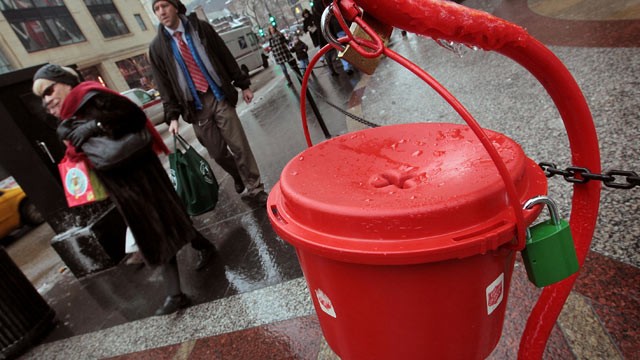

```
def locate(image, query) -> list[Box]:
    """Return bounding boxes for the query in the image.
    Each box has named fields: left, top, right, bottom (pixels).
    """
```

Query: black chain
left=293, top=71, right=381, bottom=128
left=291, top=70, right=639, bottom=190
left=539, top=162, right=640, bottom=189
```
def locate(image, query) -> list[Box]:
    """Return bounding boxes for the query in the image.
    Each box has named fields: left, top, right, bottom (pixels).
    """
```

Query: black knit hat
left=152, top=0, right=186, bottom=14
left=33, top=64, right=80, bottom=87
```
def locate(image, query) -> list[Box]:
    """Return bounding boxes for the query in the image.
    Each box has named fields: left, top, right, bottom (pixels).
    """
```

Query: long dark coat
left=58, top=87, right=201, bottom=266
left=303, top=13, right=320, bottom=47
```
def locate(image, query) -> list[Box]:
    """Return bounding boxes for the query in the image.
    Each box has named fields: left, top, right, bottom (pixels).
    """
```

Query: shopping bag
left=58, top=156, right=108, bottom=207
left=168, top=134, right=219, bottom=215
left=125, top=227, right=139, bottom=254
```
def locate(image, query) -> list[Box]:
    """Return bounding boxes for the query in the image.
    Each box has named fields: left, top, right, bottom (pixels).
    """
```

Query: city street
left=4, top=0, right=639, bottom=358
left=6, top=37, right=363, bottom=341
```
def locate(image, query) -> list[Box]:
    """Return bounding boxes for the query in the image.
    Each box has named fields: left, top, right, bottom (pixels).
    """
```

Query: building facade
left=0, top=0, right=159, bottom=92
left=226, top=0, right=312, bottom=32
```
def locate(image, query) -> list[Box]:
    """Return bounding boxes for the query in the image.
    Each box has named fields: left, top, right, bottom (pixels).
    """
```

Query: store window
left=84, top=0, right=129, bottom=38
left=0, top=48, right=13, bottom=74
left=134, top=13, right=147, bottom=31
left=0, top=0, right=85, bottom=52
left=78, top=66, right=105, bottom=86
left=116, top=54, right=155, bottom=90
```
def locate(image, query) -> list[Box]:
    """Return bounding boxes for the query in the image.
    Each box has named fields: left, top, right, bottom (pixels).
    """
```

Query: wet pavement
left=8, top=49, right=358, bottom=341
left=4, top=0, right=640, bottom=358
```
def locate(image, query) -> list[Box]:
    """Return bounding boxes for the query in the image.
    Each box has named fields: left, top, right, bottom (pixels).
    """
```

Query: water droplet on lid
left=412, top=150, right=423, bottom=157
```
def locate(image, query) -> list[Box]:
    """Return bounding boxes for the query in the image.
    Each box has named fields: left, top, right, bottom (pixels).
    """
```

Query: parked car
left=120, top=88, right=164, bottom=125
left=261, top=42, right=271, bottom=54
left=289, top=24, right=304, bottom=37
left=0, top=177, right=44, bottom=239
left=280, top=28, right=291, bottom=42
left=146, top=88, right=160, bottom=98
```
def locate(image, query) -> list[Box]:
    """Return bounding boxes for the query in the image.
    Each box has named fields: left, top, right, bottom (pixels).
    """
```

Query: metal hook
left=523, top=195, right=561, bottom=225
left=321, top=5, right=346, bottom=52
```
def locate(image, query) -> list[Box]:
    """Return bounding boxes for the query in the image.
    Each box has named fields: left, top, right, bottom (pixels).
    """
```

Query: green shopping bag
left=168, top=134, right=219, bottom=215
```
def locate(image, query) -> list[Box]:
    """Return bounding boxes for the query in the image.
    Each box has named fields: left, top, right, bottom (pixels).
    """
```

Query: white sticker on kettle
left=315, top=289, right=337, bottom=318
left=486, top=273, right=504, bottom=315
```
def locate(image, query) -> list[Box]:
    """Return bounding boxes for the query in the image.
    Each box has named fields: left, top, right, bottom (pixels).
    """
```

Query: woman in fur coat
left=32, top=64, right=216, bottom=316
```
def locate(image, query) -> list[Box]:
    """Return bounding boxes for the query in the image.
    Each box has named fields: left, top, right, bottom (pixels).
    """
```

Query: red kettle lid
left=268, top=123, right=547, bottom=264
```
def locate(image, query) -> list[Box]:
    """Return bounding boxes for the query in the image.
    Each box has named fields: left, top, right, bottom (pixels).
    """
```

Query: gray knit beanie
left=152, top=0, right=186, bottom=14
left=33, top=64, right=80, bottom=87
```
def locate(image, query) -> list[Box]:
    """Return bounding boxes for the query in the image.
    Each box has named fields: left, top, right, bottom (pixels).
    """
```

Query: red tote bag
left=58, top=156, right=108, bottom=207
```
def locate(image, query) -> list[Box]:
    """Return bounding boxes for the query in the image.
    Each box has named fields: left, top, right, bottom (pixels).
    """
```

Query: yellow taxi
left=0, top=178, right=44, bottom=239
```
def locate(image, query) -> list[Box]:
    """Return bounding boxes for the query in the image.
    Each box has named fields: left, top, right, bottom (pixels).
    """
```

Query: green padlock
left=521, top=196, right=579, bottom=288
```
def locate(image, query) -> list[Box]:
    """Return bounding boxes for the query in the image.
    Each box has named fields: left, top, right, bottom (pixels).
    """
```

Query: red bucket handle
left=300, top=1, right=601, bottom=358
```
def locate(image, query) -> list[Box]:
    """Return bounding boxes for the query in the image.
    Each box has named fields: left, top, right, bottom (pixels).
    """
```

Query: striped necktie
left=174, top=31, right=209, bottom=92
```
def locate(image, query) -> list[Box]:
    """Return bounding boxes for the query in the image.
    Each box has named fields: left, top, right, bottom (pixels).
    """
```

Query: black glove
left=68, top=120, right=101, bottom=148
left=56, top=121, right=73, bottom=141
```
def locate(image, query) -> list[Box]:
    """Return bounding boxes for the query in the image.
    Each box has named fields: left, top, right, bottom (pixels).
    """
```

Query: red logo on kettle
left=488, top=282, right=503, bottom=307
left=486, top=273, right=504, bottom=315
left=315, top=289, right=337, bottom=318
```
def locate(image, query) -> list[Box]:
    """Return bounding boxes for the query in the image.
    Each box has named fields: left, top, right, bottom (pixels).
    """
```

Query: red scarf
left=60, top=82, right=169, bottom=162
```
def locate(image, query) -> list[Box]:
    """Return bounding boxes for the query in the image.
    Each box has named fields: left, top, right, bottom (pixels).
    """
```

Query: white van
left=220, top=26, right=269, bottom=75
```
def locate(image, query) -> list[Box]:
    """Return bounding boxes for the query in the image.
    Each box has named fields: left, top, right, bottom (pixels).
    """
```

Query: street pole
left=289, top=61, right=331, bottom=139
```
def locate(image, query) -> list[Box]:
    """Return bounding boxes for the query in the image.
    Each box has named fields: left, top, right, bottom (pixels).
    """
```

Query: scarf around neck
left=60, top=81, right=169, bottom=161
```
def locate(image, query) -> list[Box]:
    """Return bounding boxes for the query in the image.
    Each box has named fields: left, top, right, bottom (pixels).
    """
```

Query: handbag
left=168, top=134, right=219, bottom=215
left=80, top=128, right=152, bottom=170
left=58, top=156, right=108, bottom=207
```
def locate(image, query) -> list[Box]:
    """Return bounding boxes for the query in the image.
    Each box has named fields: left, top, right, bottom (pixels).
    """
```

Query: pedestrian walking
left=32, top=64, right=217, bottom=316
left=302, top=9, right=320, bottom=48
left=268, top=25, right=298, bottom=86
left=336, top=28, right=356, bottom=75
left=312, top=1, right=339, bottom=76
left=325, top=14, right=356, bottom=76
left=290, top=35, right=311, bottom=74
left=148, top=0, right=268, bottom=205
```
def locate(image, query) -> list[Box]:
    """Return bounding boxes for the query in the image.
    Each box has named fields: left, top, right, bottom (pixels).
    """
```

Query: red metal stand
left=299, top=1, right=601, bottom=358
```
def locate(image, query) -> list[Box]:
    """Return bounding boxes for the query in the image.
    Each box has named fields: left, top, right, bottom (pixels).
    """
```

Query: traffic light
left=269, top=14, right=276, bottom=27
left=310, top=1, right=314, bottom=7
left=258, top=28, right=264, bottom=37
